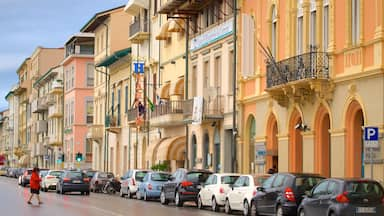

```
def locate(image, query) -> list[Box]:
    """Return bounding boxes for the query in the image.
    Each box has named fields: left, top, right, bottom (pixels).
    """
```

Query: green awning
left=96, top=47, right=131, bottom=67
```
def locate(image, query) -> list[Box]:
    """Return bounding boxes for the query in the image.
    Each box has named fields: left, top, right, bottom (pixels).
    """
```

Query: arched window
left=351, top=0, right=360, bottom=45
left=297, top=0, right=304, bottom=54
left=271, top=5, right=277, bottom=57
left=323, top=0, right=329, bottom=51
left=310, top=0, right=317, bottom=48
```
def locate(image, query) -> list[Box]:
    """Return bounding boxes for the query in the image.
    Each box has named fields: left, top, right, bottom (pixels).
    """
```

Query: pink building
left=62, top=33, right=95, bottom=168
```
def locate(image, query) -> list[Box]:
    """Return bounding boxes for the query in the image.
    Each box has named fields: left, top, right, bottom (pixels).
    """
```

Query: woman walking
left=27, top=167, right=43, bottom=205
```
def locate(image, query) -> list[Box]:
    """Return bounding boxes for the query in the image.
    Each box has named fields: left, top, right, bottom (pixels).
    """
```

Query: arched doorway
left=314, top=105, right=331, bottom=177
left=248, top=116, right=256, bottom=173
left=191, top=134, right=197, bottom=168
left=288, top=109, right=303, bottom=172
left=203, top=133, right=210, bottom=169
left=213, top=127, right=221, bottom=172
left=266, top=114, right=278, bottom=173
left=345, top=100, right=364, bottom=177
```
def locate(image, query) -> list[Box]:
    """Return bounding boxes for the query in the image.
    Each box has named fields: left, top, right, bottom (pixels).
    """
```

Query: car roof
left=213, top=173, right=241, bottom=177
left=277, top=172, right=324, bottom=177
left=188, top=169, right=213, bottom=173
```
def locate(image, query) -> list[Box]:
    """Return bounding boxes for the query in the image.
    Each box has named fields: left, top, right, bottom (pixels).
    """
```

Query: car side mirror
left=257, top=187, right=265, bottom=192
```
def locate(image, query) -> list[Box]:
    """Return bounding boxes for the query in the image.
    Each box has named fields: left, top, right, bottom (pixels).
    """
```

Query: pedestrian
left=27, top=167, right=42, bottom=205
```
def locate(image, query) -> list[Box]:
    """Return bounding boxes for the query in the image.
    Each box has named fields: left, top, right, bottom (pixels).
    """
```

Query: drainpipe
left=185, top=19, right=189, bottom=169
left=232, top=0, right=238, bottom=173
left=101, top=23, right=109, bottom=172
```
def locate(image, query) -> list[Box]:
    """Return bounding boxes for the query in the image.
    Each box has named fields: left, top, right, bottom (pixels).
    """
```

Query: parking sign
left=364, top=127, right=379, bottom=148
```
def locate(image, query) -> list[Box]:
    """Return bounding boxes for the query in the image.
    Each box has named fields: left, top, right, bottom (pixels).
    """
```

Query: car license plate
left=73, top=180, right=81, bottom=183
left=356, top=207, right=376, bottom=214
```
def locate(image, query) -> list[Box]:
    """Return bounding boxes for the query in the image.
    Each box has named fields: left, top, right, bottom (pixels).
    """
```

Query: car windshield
left=49, top=171, right=63, bottom=177
left=67, top=172, right=84, bottom=179
left=135, top=171, right=149, bottom=182
left=221, top=176, right=240, bottom=184
left=346, top=181, right=384, bottom=199
left=40, top=170, right=49, bottom=177
left=187, top=172, right=211, bottom=183
left=254, top=175, right=270, bottom=186
left=99, top=172, right=114, bottom=178
left=295, top=176, right=324, bottom=192
left=151, top=173, right=170, bottom=181
left=86, top=171, right=96, bottom=178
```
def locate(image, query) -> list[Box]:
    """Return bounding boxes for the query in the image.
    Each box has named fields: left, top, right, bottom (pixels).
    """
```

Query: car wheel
left=86, top=191, right=90, bottom=196
left=243, top=200, right=250, bottom=216
left=299, top=209, right=305, bottom=216
left=276, top=205, right=283, bottom=216
left=143, top=191, right=148, bottom=201
left=160, top=191, right=168, bottom=205
left=251, top=201, right=258, bottom=216
left=197, top=196, right=204, bottom=209
left=225, top=199, right=232, bottom=214
left=212, top=197, right=219, bottom=212
left=136, top=190, right=142, bottom=200
left=175, top=192, right=183, bottom=207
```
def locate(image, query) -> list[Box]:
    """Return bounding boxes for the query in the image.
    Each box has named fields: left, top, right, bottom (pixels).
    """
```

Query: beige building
left=32, top=65, right=64, bottom=169
left=4, top=87, right=17, bottom=167
left=28, top=47, right=64, bottom=168
left=0, top=109, right=10, bottom=166
left=81, top=6, right=132, bottom=174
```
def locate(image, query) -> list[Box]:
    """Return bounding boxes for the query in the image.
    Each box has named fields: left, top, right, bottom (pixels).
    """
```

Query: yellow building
left=239, top=0, right=384, bottom=184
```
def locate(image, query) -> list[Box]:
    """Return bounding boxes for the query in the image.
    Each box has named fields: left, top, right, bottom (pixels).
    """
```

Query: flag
left=147, top=97, right=155, bottom=112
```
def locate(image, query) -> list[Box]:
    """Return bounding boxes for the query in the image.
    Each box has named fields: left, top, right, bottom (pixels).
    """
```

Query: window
left=327, top=181, right=338, bottom=195
left=297, top=0, right=303, bottom=54
left=205, top=175, right=214, bottom=185
left=117, top=89, right=121, bottom=126
left=228, top=50, right=234, bottom=94
left=71, top=66, right=75, bottom=89
left=85, top=99, right=93, bottom=124
left=214, top=56, right=221, bottom=88
left=310, top=0, right=317, bottom=47
left=272, top=175, right=285, bottom=187
left=70, top=100, right=74, bottom=125
left=212, top=175, right=218, bottom=184
left=233, top=176, right=246, bottom=188
left=125, top=85, right=128, bottom=113
left=86, top=63, right=94, bottom=87
left=153, top=0, right=158, bottom=15
left=192, top=65, right=197, bottom=97
left=262, top=175, right=275, bottom=189
left=351, top=0, right=360, bottom=45
left=203, top=61, right=209, bottom=89
left=271, top=5, right=277, bottom=57
left=323, top=2, right=329, bottom=51
left=312, top=181, right=328, bottom=198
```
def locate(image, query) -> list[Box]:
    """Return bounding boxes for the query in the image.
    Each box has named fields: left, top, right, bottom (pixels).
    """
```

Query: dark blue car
left=137, top=171, right=171, bottom=201
left=298, top=178, right=384, bottom=216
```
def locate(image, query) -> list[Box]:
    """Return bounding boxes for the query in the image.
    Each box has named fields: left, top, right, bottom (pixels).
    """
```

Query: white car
left=120, top=169, right=150, bottom=198
left=40, top=170, right=64, bottom=192
left=224, top=174, right=271, bottom=215
left=197, top=173, right=241, bottom=212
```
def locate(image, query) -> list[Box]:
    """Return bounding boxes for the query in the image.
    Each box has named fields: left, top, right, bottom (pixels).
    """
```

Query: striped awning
left=155, top=21, right=171, bottom=40
left=146, top=138, right=168, bottom=165
left=156, top=136, right=185, bottom=161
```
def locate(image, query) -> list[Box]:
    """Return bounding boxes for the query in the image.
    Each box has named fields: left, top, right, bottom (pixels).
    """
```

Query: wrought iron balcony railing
left=129, top=19, right=149, bottom=37
left=150, top=100, right=184, bottom=118
left=266, top=51, right=329, bottom=89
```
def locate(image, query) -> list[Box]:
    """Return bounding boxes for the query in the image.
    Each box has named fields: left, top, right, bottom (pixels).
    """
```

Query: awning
left=155, top=21, right=171, bottom=40
left=146, top=138, right=168, bottom=165
left=124, top=0, right=149, bottom=15
left=19, top=155, right=30, bottom=165
left=158, top=82, right=171, bottom=99
left=169, top=76, right=184, bottom=96
left=156, top=136, right=185, bottom=161
left=168, top=18, right=185, bottom=33
left=96, top=47, right=132, bottom=67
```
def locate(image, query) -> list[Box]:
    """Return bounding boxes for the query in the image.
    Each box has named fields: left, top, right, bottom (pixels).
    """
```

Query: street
left=0, top=176, right=226, bottom=216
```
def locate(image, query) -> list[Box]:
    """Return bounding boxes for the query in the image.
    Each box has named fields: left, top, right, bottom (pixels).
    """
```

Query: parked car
left=0, top=166, right=8, bottom=176
left=198, top=173, right=240, bottom=211
left=15, top=168, right=26, bottom=179
left=20, top=168, right=33, bottom=187
left=56, top=170, right=90, bottom=195
left=39, top=169, right=49, bottom=178
left=160, top=168, right=213, bottom=207
left=298, top=178, right=384, bottom=216
left=224, top=174, right=271, bottom=215
left=83, top=169, right=98, bottom=179
left=6, top=167, right=17, bottom=178
left=90, top=172, right=114, bottom=193
left=137, top=171, right=171, bottom=201
left=40, top=170, right=63, bottom=192
left=250, top=173, right=324, bottom=216
left=120, top=169, right=150, bottom=198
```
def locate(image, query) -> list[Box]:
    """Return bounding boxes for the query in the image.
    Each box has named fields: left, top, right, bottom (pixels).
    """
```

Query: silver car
left=41, top=170, right=63, bottom=192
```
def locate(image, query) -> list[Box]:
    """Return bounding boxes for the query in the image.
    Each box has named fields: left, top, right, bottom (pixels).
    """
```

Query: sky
left=0, top=0, right=126, bottom=110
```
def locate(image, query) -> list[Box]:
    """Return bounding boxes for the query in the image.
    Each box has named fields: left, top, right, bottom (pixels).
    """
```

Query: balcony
left=129, top=19, right=149, bottom=43
left=65, top=44, right=94, bottom=58
left=46, top=94, right=56, bottom=105
left=49, top=135, right=62, bottom=146
left=105, top=115, right=121, bottom=134
left=127, top=108, right=138, bottom=125
left=36, top=120, right=48, bottom=134
left=124, top=0, right=149, bottom=15
left=159, top=0, right=211, bottom=15
left=265, top=51, right=333, bottom=107
left=150, top=100, right=185, bottom=128
left=50, top=80, right=63, bottom=94
left=87, top=124, right=104, bottom=141
left=183, top=96, right=224, bottom=123
left=31, top=97, right=48, bottom=113
left=48, top=105, right=63, bottom=118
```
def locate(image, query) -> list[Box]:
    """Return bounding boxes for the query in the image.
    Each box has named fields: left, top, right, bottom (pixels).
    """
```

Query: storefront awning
left=156, top=136, right=185, bottom=161
left=96, top=47, right=131, bottom=67
left=19, top=155, right=30, bottom=165
left=168, top=18, right=185, bottom=33
left=146, top=138, right=168, bottom=165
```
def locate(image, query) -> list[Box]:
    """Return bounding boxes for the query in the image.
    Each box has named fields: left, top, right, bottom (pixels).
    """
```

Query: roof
left=80, top=5, right=124, bottom=32
left=33, top=65, right=60, bottom=88
left=64, top=32, right=95, bottom=45
left=95, top=47, right=131, bottom=67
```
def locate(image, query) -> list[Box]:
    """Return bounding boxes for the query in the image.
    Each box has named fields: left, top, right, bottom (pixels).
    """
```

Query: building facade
left=238, top=0, right=384, bottom=184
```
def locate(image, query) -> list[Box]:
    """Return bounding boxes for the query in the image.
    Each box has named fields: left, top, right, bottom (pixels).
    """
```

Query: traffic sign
left=364, top=127, right=379, bottom=148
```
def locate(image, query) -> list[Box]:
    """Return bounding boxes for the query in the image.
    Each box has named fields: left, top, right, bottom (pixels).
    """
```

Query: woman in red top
left=27, top=167, right=42, bottom=205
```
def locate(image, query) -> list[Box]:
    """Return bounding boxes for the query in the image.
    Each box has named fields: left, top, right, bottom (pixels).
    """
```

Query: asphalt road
left=0, top=176, right=230, bottom=216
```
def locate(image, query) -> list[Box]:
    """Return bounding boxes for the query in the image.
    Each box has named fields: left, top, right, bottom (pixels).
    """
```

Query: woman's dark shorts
left=30, top=188, right=40, bottom=194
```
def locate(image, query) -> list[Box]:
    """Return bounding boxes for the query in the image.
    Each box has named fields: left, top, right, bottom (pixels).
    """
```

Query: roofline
left=33, top=65, right=61, bottom=88
left=16, top=58, right=31, bottom=74
left=64, top=32, right=95, bottom=46
left=80, top=5, right=125, bottom=32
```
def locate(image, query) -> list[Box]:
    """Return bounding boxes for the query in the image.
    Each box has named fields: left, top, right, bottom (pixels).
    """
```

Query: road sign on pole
left=364, top=126, right=379, bottom=179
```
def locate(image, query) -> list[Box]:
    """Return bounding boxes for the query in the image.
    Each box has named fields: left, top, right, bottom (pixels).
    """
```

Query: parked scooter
left=102, top=177, right=121, bottom=194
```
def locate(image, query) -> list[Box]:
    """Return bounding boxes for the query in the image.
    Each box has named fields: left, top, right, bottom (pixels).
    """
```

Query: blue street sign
left=364, top=127, right=379, bottom=141
left=133, top=62, right=145, bottom=74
